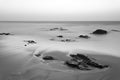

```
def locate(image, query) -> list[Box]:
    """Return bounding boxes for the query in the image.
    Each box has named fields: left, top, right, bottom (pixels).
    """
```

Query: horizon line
left=0, top=21, right=120, bottom=23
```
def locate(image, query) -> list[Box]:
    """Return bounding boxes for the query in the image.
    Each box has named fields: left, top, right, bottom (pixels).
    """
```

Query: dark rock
left=70, top=54, right=91, bottom=63
left=78, top=35, right=90, bottom=39
left=61, top=39, right=75, bottom=42
left=59, top=27, right=68, bottom=31
left=78, top=62, right=91, bottom=70
left=50, top=38, right=55, bottom=41
left=34, top=53, right=41, bottom=57
left=111, top=29, right=120, bottom=32
left=0, top=33, right=11, bottom=35
left=87, top=61, right=109, bottom=69
left=66, top=39, right=71, bottom=42
left=64, top=53, right=109, bottom=70
left=57, top=35, right=63, bottom=38
left=92, top=29, right=108, bottom=35
left=64, top=60, right=80, bottom=69
left=50, top=27, right=67, bottom=31
left=61, top=40, right=65, bottom=42
left=24, top=40, right=37, bottom=44
left=42, top=56, right=56, bottom=60
left=50, top=28, right=59, bottom=31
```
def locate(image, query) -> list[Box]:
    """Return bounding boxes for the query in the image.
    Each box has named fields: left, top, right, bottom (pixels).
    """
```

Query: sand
left=0, top=22, right=120, bottom=80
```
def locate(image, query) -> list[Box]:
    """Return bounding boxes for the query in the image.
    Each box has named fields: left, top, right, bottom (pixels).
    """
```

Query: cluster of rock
left=50, top=29, right=109, bottom=42
left=50, top=27, right=68, bottom=31
left=64, top=54, right=109, bottom=70
left=60, top=38, right=76, bottom=42
left=23, top=40, right=37, bottom=46
left=50, top=36, right=76, bottom=42
left=0, top=33, right=11, bottom=35
left=38, top=51, right=109, bottom=71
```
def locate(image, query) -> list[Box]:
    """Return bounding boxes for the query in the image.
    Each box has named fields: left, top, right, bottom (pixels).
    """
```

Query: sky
left=0, top=0, right=120, bottom=21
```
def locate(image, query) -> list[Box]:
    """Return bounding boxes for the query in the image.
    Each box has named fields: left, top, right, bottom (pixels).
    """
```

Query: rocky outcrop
left=78, top=35, right=90, bottom=39
left=64, top=53, right=109, bottom=70
left=91, top=29, right=108, bottom=35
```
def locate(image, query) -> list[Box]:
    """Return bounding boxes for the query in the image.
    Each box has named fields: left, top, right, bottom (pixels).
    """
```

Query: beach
left=0, top=21, right=120, bottom=80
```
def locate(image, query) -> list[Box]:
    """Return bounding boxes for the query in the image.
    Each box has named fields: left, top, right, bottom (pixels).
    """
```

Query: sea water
left=0, top=21, right=120, bottom=80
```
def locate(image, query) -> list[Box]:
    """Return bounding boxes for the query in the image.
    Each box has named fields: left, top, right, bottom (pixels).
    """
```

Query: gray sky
left=0, top=0, right=120, bottom=21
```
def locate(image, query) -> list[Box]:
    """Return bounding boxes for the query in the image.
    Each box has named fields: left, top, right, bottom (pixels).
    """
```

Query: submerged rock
left=78, top=35, right=90, bottom=39
left=111, top=29, right=120, bottom=32
left=92, top=29, right=108, bottom=35
left=50, top=28, right=59, bottom=31
left=50, top=37, right=76, bottom=42
left=59, top=27, right=68, bottom=31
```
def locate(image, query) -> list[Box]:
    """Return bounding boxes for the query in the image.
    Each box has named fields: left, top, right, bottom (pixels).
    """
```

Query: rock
left=92, top=29, right=108, bottom=35
left=50, top=27, right=67, bottom=31
left=64, top=60, right=80, bottom=69
left=60, top=38, right=75, bottom=42
left=111, top=29, right=120, bottom=32
left=34, top=53, right=41, bottom=57
left=64, top=53, right=109, bottom=70
left=50, top=38, right=55, bottom=41
left=78, top=35, right=90, bottom=39
left=24, top=40, right=37, bottom=44
left=42, top=56, right=56, bottom=60
left=61, top=40, right=65, bottom=42
left=59, top=27, right=68, bottom=31
left=64, top=59, right=91, bottom=70
left=50, top=28, right=59, bottom=31
left=87, top=61, right=109, bottom=69
left=65, top=39, right=71, bottom=42
left=57, top=35, right=63, bottom=38
left=70, top=54, right=91, bottom=63
left=0, top=33, right=11, bottom=35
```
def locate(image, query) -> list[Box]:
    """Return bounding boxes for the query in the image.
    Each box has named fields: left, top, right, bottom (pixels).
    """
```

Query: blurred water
left=0, top=21, right=120, bottom=80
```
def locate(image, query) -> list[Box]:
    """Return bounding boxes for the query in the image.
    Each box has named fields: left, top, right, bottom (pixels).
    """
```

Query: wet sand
left=0, top=46, right=120, bottom=80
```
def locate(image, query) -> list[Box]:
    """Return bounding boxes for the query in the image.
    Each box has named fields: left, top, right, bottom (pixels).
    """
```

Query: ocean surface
left=0, top=21, right=120, bottom=56
left=0, top=21, right=120, bottom=80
